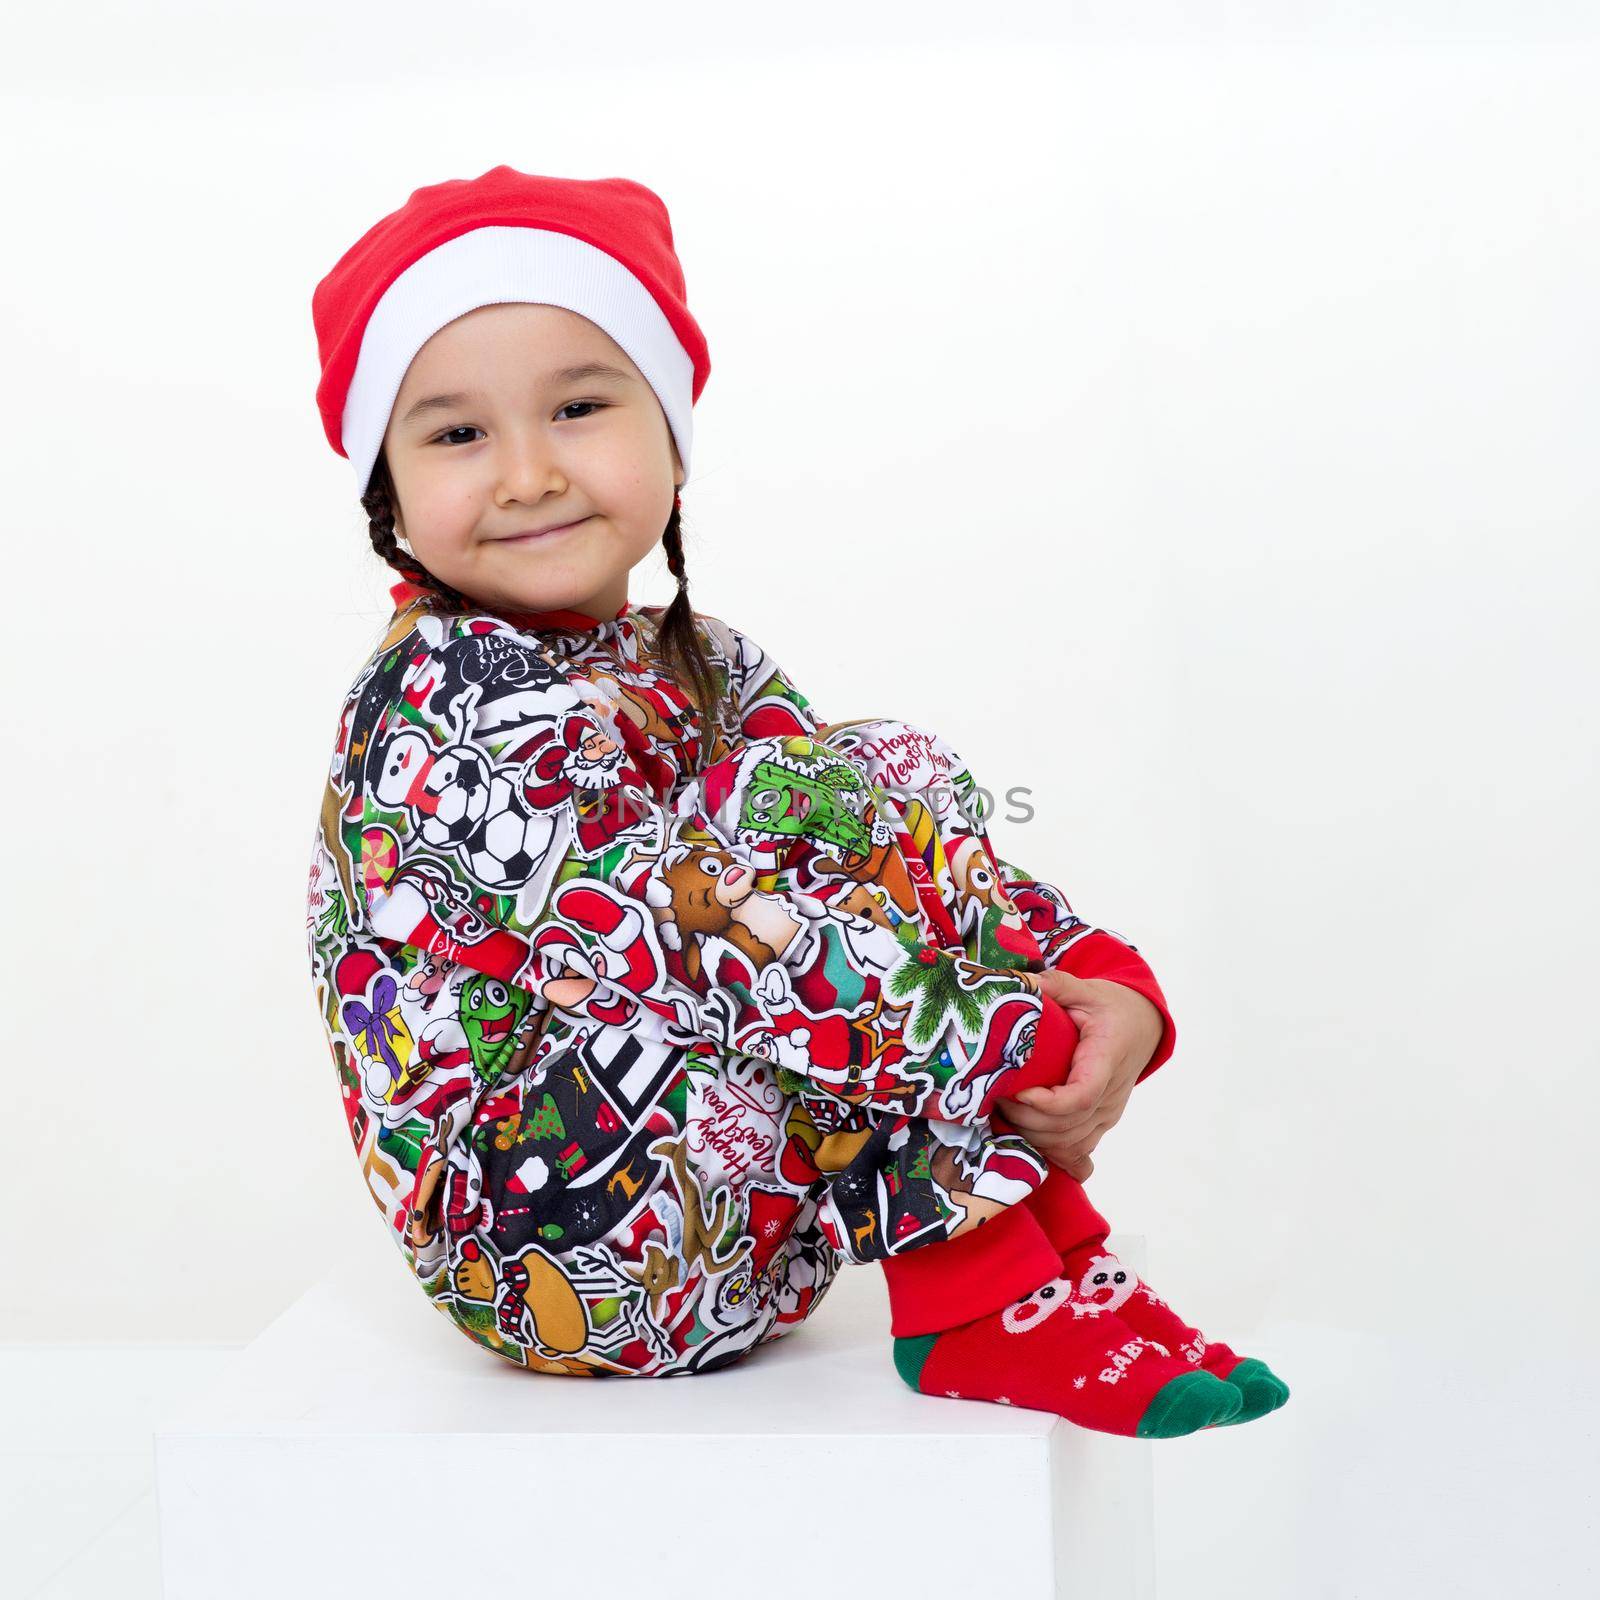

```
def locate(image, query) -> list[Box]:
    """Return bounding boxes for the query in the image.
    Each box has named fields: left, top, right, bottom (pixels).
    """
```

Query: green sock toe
left=1136, top=1370, right=1243, bottom=1438
left=892, top=1333, right=941, bottom=1392
left=1213, top=1357, right=1291, bottom=1424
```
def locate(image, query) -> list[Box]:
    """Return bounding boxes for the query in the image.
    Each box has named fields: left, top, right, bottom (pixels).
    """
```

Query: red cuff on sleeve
left=977, top=995, right=1079, bottom=1118
left=1053, top=930, right=1177, bottom=1085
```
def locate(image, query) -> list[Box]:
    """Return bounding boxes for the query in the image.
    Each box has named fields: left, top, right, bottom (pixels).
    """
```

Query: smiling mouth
left=498, top=517, right=590, bottom=544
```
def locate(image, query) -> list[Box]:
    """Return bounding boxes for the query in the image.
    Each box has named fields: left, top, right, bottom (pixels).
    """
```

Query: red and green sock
left=880, top=1200, right=1243, bottom=1438
left=1017, top=1163, right=1290, bottom=1424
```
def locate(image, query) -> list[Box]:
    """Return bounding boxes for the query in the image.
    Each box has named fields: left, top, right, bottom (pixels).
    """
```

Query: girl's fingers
left=1062, top=1123, right=1114, bottom=1166
left=1018, top=1079, right=1099, bottom=1115
left=1037, top=970, right=1100, bottom=1007
left=998, top=1094, right=1100, bottom=1132
left=1053, top=1037, right=1117, bottom=1105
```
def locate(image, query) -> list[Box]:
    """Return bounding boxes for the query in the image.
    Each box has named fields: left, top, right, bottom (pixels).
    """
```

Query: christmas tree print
left=884, top=943, right=1024, bottom=1049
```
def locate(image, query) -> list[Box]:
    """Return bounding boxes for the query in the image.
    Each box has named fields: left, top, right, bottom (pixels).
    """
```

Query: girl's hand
left=996, top=970, right=1164, bottom=1181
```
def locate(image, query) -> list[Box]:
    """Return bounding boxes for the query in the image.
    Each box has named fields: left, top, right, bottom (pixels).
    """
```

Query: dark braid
left=656, top=490, right=732, bottom=735
left=361, top=456, right=734, bottom=733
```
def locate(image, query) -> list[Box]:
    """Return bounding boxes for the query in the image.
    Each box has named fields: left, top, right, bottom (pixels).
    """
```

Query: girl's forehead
left=397, top=304, right=636, bottom=396
left=427, top=302, right=616, bottom=360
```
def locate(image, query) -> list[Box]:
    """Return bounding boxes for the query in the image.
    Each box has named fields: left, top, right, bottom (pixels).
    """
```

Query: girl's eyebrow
left=399, top=363, right=637, bottom=427
left=551, top=361, right=636, bottom=387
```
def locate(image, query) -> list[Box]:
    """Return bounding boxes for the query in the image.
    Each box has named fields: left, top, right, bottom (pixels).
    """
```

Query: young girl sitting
left=305, top=164, right=1289, bottom=1439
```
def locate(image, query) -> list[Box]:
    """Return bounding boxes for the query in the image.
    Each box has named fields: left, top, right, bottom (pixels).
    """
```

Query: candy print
left=358, top=825, right=401, bottom=899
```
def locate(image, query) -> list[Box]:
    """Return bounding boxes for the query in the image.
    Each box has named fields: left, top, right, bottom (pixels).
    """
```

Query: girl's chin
left=479, top=542, right=588, bottom=578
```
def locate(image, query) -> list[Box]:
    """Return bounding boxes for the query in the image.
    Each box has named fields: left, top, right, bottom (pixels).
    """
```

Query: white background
left=2, top=4, right=1596, bottom=1595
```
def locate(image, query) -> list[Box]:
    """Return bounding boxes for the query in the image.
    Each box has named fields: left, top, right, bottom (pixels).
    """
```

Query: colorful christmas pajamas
left=305, top=582, right=1175, bottom=1376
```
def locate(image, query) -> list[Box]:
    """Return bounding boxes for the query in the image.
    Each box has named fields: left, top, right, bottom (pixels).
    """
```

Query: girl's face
left=380, top=302, right=684, bottom=619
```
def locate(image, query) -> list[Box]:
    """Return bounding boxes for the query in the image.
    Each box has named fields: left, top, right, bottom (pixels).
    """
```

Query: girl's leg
left=803, top=715, right=1076, bottom=1241
left=805, top=717, right=1257, bottom=1435
left=746, top=717, right=1071, bottom=1281
left=812, top=720, right=1299, bottom=1433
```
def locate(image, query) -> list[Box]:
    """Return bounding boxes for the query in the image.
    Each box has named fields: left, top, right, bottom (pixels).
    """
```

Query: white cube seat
left=155, top=1233, right=1156, bottom=1599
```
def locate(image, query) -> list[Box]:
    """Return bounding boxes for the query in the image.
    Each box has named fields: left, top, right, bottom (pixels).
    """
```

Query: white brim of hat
left=341, top=223, right=694, bottom=493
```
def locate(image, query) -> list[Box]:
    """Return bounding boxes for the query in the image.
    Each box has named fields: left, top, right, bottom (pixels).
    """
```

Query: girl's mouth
left=498, top=517, right=590, bottom=543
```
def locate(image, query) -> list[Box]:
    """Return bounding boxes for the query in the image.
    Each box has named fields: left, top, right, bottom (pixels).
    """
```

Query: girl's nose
left=494, top=438, right=567, bottom=504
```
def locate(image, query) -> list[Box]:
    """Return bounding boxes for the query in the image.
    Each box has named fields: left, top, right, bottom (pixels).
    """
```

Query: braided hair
left=362, top=450, right=731, bottom=735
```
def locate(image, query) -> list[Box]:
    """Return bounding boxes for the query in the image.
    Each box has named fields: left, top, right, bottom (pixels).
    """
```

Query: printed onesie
left=305, top=580, right=1176, bottom=1377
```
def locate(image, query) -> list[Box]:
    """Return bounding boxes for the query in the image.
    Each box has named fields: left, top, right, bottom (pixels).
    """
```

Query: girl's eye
left=431, top=402, right=605, bottom=444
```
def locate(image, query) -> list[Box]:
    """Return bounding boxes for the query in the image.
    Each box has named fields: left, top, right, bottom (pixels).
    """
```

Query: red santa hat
left=312, top=165, right=711, bottom=494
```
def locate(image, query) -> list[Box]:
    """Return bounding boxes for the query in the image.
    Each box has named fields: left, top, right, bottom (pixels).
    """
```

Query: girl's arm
left=340, top=614, right=1073, bottom=1124
left=697, top=618, right=1177, bottom=1088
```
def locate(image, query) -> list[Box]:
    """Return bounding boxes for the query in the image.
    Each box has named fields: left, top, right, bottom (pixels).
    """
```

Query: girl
left=305, top=165, right=1289, bottom=1438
